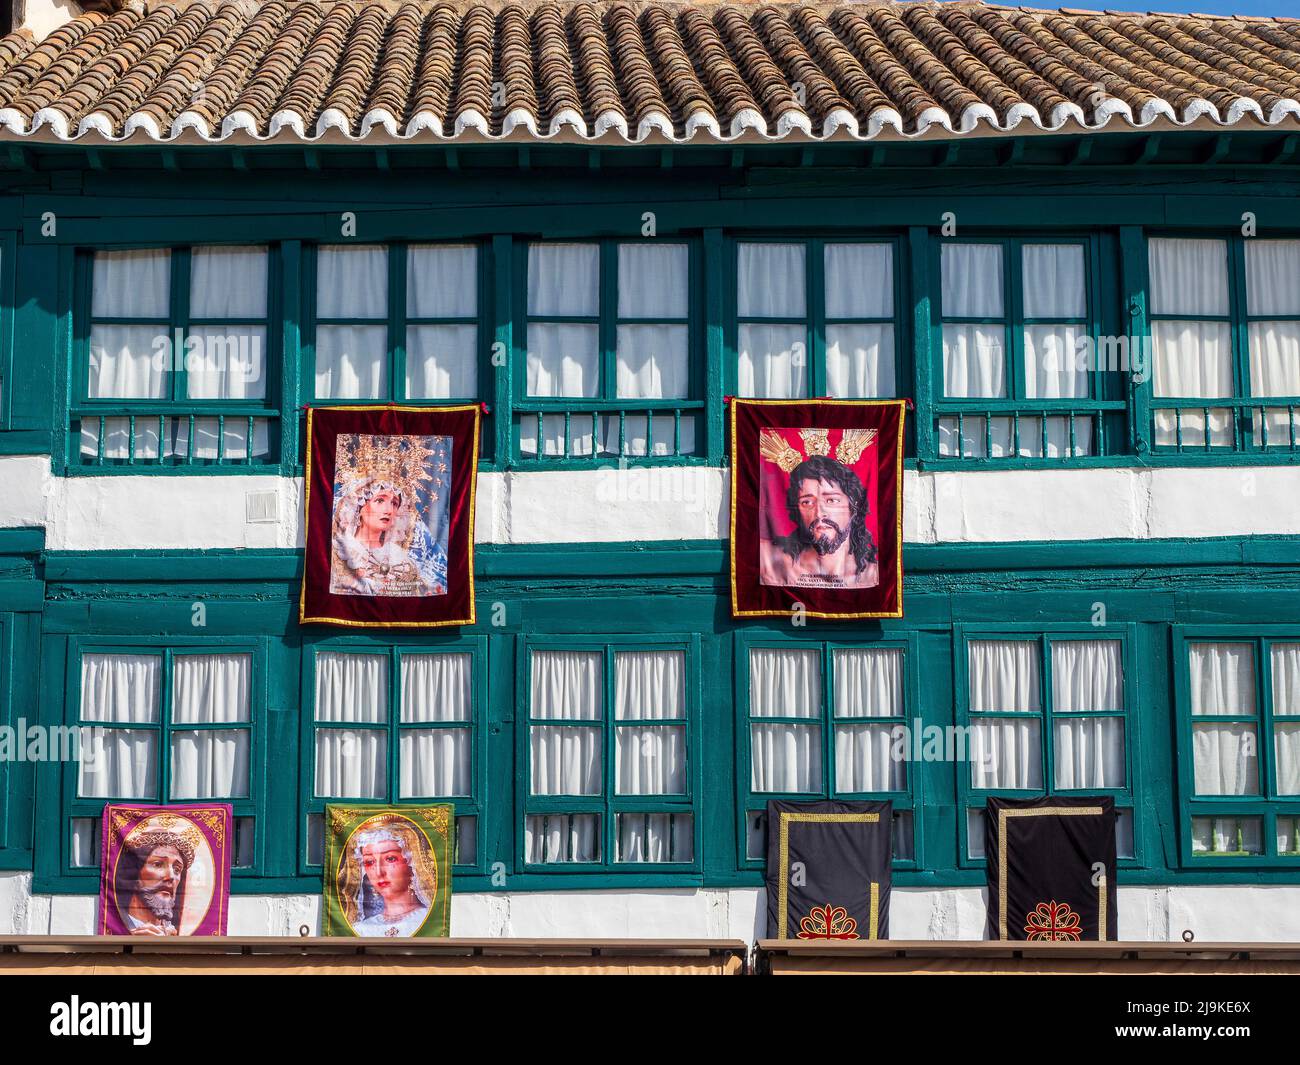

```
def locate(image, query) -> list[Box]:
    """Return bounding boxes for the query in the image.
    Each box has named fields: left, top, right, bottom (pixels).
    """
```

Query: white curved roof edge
left=3, top=95, right=1299, bottom=145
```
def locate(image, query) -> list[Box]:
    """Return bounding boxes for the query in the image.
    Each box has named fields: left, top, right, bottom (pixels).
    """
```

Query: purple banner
left=98, top=804, right=232, bottom=936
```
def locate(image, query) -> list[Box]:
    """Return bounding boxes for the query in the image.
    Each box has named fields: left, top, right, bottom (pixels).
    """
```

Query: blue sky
left=941, top=0, right=1297, bottom=14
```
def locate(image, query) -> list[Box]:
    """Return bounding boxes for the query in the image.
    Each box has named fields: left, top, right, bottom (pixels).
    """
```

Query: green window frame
left=735, top=632, right=920, bottom=872
left=72, top=244, right=282, bottom=469
left=304, top=241, right=489, bottom=410
left=1146, top=233, right=1300, bottom=455
left=955, top=626, right=1138, bottom=867
left=727, top=236, right=906, bottom=403
left=299, top=636, right=487, bottom=877
left=517, top=635, right=700, bottom=872
left=59, top=638, right=267, bottom=879
left=1173, top=628, right=1300, bottom=867
left=931, top=234, right=1125, bottom=462
left=513, top=238, right=704, bottom=466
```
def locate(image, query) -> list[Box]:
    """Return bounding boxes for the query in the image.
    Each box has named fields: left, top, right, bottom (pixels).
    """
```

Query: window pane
left=314, top=324, right=388, bottom=399
left=315, top=652, right=387, bottom=724
left=615, top=724, right=686, bottom=794
left=519, top=412, right=596, bottom=457
left=617, top=243, right=687, bottom=318
left=968, top=640, right=1041, bottom=712
left=893, top=810, right=914, bottom=862
left=1274, top=722, right=1300, bottom=795
left=737, top=243, right=805, bottom=318
left=1051, top=640, right=1123, bottom=712
left=455, top=816, right=477, bottom=865
left=405, top=324, right=477, bottom=399
left=530, top=725, right=601, bottom=795
left=615, top=324, right=689, bottom=399
left=1023, top=325, right=1087, bottom=399
left=1248, top=322, right=1300, bottom=408
left=81, top=653, right=161, bottom=723
left=1115, top=808, right=1135, bottom=859
left=185, top=325, right=267, bottom=399
left=88, top=325, right=168, bottom=399
left=617, top=812, right=693, bottom=862
left=317, top=245, right=387, bottom=318
left=92, top=249, right=169, bottom=319
left=314, top=728, right=386, bottom=798
left=1148, top=238, right=1230, bottom=317
left=1245, top=240, right=1300, bottom=316
left=614, top=650, right=684, bottom=720
left=170, top=729, right=250, bottom=799
left=1192, top=722, right=1259, bottom=795
left=600, top=413, right=696, bottom=457
left=526, top=322, right=599, bottom=397
left=1272, top=643, right=1300, bottom=716
left=750, top=722, right=822, bottom=792
left=834, top=723, right=903, bottom=791
left=942, top=244, right=1003, bottom=318
left=1192, top=816, right=1262, bottom=855
left=746, top=809, right=767, bottom=860
left=825, top=324, right=895, bottom=398
left=750, top=648, right=821, bottom=718
left=1189, top=642, right=1256, bottom=716
left=942, top=324, right=1006, bottom=398
left=407, top=244, right=477, bottom=318
left=737, top=323, right=807, bottom=398
left=1152, top=321, right=1233, bottom=399
left=78, top=727, right=158, bottom=798
left=172, top=654, right=251, bottom=723
left=400, top=653, right=471, bottom=722
left=833, top=648, right=902, bottom=718
left=528, top=243, right=598, bottom=316
left=1053, top=717, right=1125, bottom=789
left=970, top=718, right=1042, bottom=789
left=1022, top=245, right=1085, bottom=319
left=71, top=817, right=100, bottom=867
left=179, top=416, right=271, bottom=459
left=190, top=246, right=268, bottom=319
left=824, top=243, right=892, bottom=318
left=525, top=813, right=600, bottom=863
left=967, top=808, right=987, bottom=859
left=233, top=817, right=256, bottom=867
left=400, top=727, right=470, bottom=796
left=1278, top=815, right=1300, bottom=857
left=1153, top=407, right=1234, bottom=449
left=531, top=651, right=601, bottom=720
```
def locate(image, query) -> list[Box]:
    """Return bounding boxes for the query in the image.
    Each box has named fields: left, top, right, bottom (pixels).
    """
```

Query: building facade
left=0, top=0, right=1299, bottom=939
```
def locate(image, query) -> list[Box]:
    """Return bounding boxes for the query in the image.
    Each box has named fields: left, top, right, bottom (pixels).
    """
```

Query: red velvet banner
left=730, top=399, right=905, bottom=619
left=300, top=405, right=480, bottom=628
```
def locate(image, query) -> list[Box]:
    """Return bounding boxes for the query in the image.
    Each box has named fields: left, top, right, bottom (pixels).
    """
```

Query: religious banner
left=730, top=399, right=905, bottom=619
left=322, top=804, right=453, bottom=938
left=985, top=795, right=1117, bottom=942
left=300, top=404, right=480, bottom=628
left=765, top=799, right=893, bottom=940
left=98, top=803, right=232, bottom=936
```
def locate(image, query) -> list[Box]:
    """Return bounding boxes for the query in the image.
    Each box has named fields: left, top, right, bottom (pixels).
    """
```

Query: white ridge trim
left=314, top=108, right=350, bottom=137
left=913, top=106, right=951, bottom=135
left=360, top=108, right=398, bottom=137
left=268, top=109, right=306, bottom=138
left=865, top=106, right=904, bottom=138
left=821, top=107, right=858, bottom=138
left=1049, top=101, right=1087, bottom=130
left=1002, top=102, right=1042, bottom=130
left=453, top=108, right=490, bottom=136
left=635, top=109, right=673, bottom=141
left=170, top=110, right=212, bottom=138
left=76, top=112, right=114, bottom=138
left=776, top=109, right=813, bottom=137
left=1225, top=98, right=1263, bottom=125
left=220, top=109, right=259, bottom=138
left=0, top=108, right=27, bottom=134
left=501, top=107, right=538, bottom=137
left=729, top=107, right=766, bottom=138
left=403, top=110, right=442, bottom=137
left=593, top=109, right=628, bottom=139
left=683, top=110, right=720, bottom=140
left=958, top=102, right=997, bottom=133
left=1137, top=98, right=1177, bottom=125
left=547, top=107, right=587, bottom=137
left=1091, top=97, right=1133, bottom=127
left=31, top=107, right=69, bottom=138
left=123, top=112, right=162, bottom=139
left=1267, top=99, right=1300, bottom=124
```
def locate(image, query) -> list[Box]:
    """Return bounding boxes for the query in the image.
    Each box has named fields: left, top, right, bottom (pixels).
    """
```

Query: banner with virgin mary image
left=730, top=399, right=905, bottom=619
left=322, top=804, right=453, bottom=938
left=300, top=405, right=480, bottom=627
left=98, top=804, right=232, bottom=936
left=985, top=795, right=1118, bottom=942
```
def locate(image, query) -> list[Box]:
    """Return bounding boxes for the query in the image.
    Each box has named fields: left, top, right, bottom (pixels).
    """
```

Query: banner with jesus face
left=730, top=399, right=905, bottom=619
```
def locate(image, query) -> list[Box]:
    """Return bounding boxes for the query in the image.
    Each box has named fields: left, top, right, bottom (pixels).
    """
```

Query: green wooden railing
left=513, top=400, right=704, bottom=462
left=72, top=408, right=278, bottom=467
left=1152, top=397, right=1300, bottom=453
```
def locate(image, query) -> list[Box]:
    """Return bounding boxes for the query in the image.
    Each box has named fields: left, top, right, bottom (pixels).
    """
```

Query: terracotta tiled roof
left=0, top=0, right=1297, bottom=144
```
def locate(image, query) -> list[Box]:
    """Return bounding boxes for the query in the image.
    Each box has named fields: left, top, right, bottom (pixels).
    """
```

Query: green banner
left=322, top=805, right=453, bottom=937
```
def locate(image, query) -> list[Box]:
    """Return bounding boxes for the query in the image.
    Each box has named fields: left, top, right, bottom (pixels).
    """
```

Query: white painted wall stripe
left=1, top=458, right=1298, bottom=550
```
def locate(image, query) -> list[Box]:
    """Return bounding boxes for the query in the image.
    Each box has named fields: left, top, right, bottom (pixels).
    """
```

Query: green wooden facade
left=0, top=128, right=1298, bottom=897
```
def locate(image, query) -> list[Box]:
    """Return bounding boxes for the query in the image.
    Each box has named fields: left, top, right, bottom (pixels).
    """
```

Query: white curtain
left=614, top=246, right=691, bottom=431
left=1272, top=643, right=1300, bottom=716
left=737, top=243, right=806, bottom=398
left=1024, top=325, right=1087, bottom=399
left=525, top=813, right=599, bottom=863
left=1275, top=725, right=1300, bottom=795
left=187, top=246, right=270, bottom=400
left=833, top=648, right=903, bottom=791
left=942, top=245, right=1005, bottom=399
left=618, top=812, right=693, bottom=863
left=618, top=243, right=688, bottom=319
left=614, top=650, right=685, bottom=795
left=616, top=325, right=689, bottom=398
left=1189, top=642, right=1259, bottom=796
left=1149, top=238, right=1233, bottom=446
left=750, top=647, right=822, bottom=792
left=968, top=641, right=1041, bottom=789
left=315, top=245, right=388, bottom=399
left=78, top=653, right=161, bottom=799
left=88, top=324, right=167, bottom=400
left=399, top=653, right=471, bottom=797
left=527, top=244, right=599, bottom=399
left=1051, top=640, right=1125, bottom=789
left=1244, top=241, right=1300, bottom=442
left=314, top=652, right=387, bottom=799
left=406, top=244, right=478, bottom=399
left=826, top=324, right=896, bottom=398
left=169, top=653, right=250, bottom=800
left=530, top=650, right=601, bottom=796
left=191, top=245, right=267, bottom=318
left=1023, top=244, right=1086, bottom=318
left=824, top=243, right=892, bottom=318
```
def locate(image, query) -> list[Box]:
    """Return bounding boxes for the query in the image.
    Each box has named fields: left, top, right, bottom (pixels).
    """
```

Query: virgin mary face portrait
left=356, top=490, right=401, bottom=547
left=360, top=839, right=413, bottom=904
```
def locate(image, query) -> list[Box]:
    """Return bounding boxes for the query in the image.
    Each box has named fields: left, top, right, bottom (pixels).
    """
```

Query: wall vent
left=245, top=490, right=279, bottom=524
